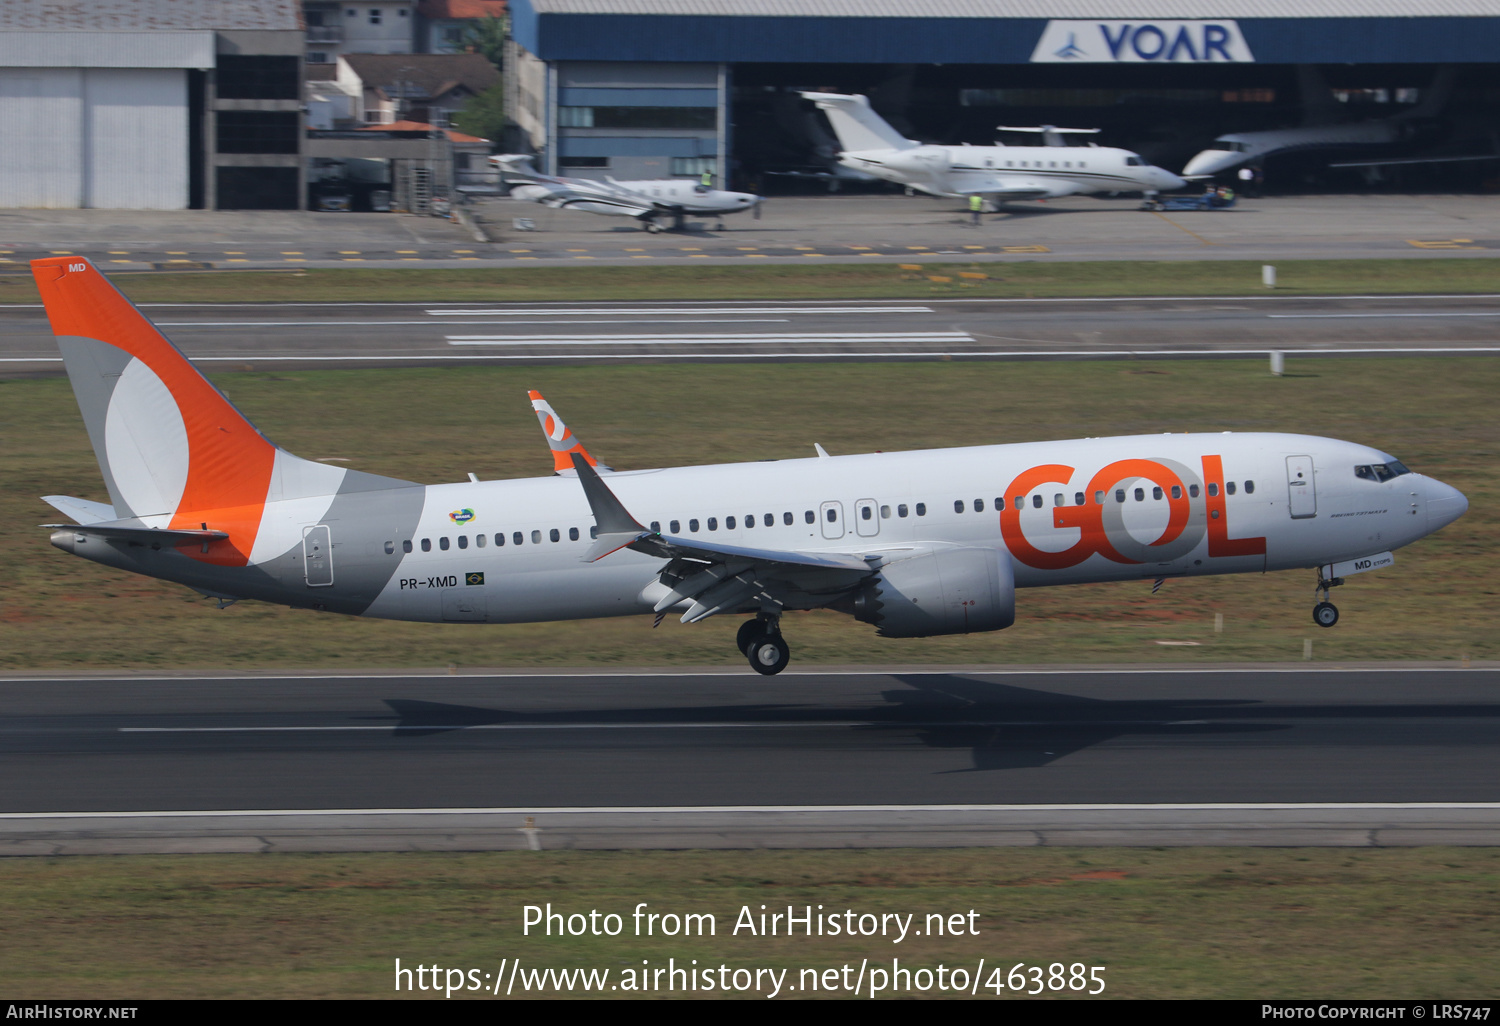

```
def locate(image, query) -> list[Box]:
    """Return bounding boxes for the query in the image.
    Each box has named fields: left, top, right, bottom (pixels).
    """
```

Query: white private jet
left=32, top=256, right=1469, bottom=675
left=1183, top=67, right=1456, bottom=179
left=801, top=92, right=1185, bottom=205
left=492, top=155, right=760, bottom=232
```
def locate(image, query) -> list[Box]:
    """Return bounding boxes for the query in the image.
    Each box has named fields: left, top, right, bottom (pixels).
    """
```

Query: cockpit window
left=1124, top=155, right=1143, bottom=166
left=1214, top=139, right=1251, bottom=153
left=1355, top=461, right=1411, bottom=482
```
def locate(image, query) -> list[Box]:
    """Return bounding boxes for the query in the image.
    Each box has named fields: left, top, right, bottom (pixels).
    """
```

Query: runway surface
left=2, top=668, right=1497, bottom=851
left=6, top=295, right=1500, bottom=371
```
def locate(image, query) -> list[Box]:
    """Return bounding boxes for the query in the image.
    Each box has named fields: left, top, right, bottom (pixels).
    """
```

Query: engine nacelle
left=853, top=548, right=1015, bottom=638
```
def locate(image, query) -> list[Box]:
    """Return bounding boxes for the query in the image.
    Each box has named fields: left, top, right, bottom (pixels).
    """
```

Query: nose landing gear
left=1312, top=571, right=1344, bottom=628
left=738, top=614, right=790, bottom=675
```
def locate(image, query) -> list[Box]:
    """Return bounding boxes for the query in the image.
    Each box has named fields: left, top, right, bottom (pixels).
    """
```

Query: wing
left=528, top=390, right=610, bottom=474
left=568, top=454, right=876, bottom=623
left=950, top=173, right=1074, bottom=200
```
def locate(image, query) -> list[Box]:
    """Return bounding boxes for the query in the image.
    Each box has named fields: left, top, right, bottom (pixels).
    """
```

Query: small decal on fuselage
left=449, top=508, right=476, bottom=524
left=399, top=576, right=461, bottom=590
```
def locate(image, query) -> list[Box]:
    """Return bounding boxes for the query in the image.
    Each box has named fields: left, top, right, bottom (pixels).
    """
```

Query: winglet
left=529, top=390, right=607, bottom=475
left=571, top=452, right=650, bottom=561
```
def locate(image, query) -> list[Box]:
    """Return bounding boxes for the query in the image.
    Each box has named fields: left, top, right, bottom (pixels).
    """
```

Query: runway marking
left=155, top=319, right=796, bottom=327
left=117, top=718, right=1213, bottom=734
left=1149, top=210, right=1216, bottom=245
left=3, top=802, right=1497, bottom=820
left=1269, top=312, right=1500, bottom=319
left=445, top=332, right=976, bottom=347
left=423, top=307, right=935, bottom=316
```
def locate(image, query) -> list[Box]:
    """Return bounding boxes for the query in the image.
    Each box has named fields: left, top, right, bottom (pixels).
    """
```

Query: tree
left=461, top=15, right=506, bottom=68
left=452, top=81, right=506, bottom=144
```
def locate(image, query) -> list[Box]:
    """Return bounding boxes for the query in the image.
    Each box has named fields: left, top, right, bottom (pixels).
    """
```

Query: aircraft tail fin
left=491, top=153, right=546, bottom=180
left=1406, top=66, right=1456, bottom=119
left=1296, top=65, right=1343, bottom=126
left=800, top=92, right=916, bottom=153
left=529, top=390, right=609, bottom=474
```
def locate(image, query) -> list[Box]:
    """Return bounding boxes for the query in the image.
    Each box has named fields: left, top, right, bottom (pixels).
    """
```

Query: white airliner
left=34, top=256, right=1467, bottom=675
left=801, top=92, right=1185, bottom=204
left=492, top=155, right=760, bottom=232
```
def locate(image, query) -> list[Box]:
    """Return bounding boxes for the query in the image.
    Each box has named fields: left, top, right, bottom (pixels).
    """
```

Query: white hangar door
left=0, top=68, right=187, bottom=209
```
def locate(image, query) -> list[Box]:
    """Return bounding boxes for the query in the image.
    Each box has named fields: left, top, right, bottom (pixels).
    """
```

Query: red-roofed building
left=417, top=0, right=506, bottom=54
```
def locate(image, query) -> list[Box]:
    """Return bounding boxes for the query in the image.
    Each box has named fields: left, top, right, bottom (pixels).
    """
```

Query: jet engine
left=852, top=548, right=1015, bottom=638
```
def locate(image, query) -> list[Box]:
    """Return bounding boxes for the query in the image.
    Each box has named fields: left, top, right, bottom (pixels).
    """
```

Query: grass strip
left=1, top=848, right=1495, bottom=999
left=0, top=357, right=1491, bottom=670
left=1, top=258, right=1498, bottom=304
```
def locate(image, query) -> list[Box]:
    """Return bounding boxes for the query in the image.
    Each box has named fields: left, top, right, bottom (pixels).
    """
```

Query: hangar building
left=503, top=0, right=1500, bottom=187
left=0, top=0, right=304, bottom=210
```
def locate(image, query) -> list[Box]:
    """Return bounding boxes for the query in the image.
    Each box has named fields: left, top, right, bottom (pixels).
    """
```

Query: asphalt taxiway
left=6, top=294, right=1500, bottom=371
left=2, top=667, right=1496, bottom=853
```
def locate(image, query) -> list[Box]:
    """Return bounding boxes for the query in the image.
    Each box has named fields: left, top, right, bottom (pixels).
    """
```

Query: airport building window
left=558, top=107, right=716, bottom=130
left=569, top=527, right=579, bottom=541
left=708, top=517, right=718, bottom=531
left=513, top=532, right=523, bottom=546
left=804, top=511, right=815, bottom=524
left=421, top=538, right=431, bottom=552
left=1245, top=480, right=1255, bottom=493
left=532, top=530, right=542, bottom=544
left=1208, top=483, right=1220, bottom=497
left=369, top=9, right=382, bottom=24
left=881, top=505, right=891, bottom=519
left=915, top=503, right=927, bottom=516
left=783, top=512, right=793, bottom=525
left=216, top=111, right=300, bottom=155
left=670, top=520, right=681, bottom=533
left=954, top=500, right=964, bottom=514
left=898, top=504, right=908, bottom=518
left=440, top=537, right=450, bottom=550
left=384, top=541, right=394, bottom=554
left=560, top=156, right=609, bottom=169
left=403, top=540, right=413, bottom=553
left=690, top=519, right=700, bottom=532
left=1226, top=482, right=1237, bottom=495
left=672, top=157, right=718, bottom=178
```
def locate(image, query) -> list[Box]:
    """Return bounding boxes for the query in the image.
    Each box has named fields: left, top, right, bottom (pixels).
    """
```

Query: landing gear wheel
left=1313, top=601, right=1340, bottom=628
left=746, top=633, right=790, bottom=675
left=736, top=618, right=762, bottom=655
left=644, top=220, right=663, bottom=233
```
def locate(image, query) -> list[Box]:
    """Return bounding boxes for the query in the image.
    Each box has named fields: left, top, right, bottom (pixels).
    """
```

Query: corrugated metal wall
left=0, top=67, right=187, bottom=209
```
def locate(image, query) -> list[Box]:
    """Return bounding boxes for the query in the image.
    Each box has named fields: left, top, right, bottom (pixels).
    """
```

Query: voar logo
left=449, top=508, right=476, bottom=524
left=1031, top=20, right=1254, bottom=63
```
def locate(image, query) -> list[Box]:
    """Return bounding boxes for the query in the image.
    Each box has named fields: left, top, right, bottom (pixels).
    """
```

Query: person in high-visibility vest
left=969, top=194, right=983, bottom=226
left=700, top=169, right=713, bottom=189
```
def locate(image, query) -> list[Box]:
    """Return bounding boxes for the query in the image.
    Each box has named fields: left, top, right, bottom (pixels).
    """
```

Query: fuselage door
left=302, top=524, right=333, bottom=586
left=854, top=498, right=880, bottom=537
left=820, top=500, right=845, bottom=539
left=1286, top=455, right=1316, bottom=519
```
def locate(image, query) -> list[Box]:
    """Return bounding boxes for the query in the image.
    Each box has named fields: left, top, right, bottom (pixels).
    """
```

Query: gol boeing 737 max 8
left=33, top=257, right=1467, bottom=674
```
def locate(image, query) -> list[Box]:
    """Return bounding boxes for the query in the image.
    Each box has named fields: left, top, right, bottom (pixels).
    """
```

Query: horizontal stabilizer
left=45, top=520, right=229, bottom=553
left=41, top=494, right=116, bottom=525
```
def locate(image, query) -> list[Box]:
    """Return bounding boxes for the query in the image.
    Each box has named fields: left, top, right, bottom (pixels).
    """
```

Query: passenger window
left=476, top=534, right=485, bottom=548
left=916, top=503, right=927, bottom=516
left=861, top=506, right=872, bottom=520
left=898, top=504, right=908, bottom=518
left=708, top=517, right=718, bottom=531
left=1093, top=490, right=1103, bottom=505
left=458, top=535, right=468, bottom=549
left=513, top=532, right=523, bottom=546
left=1134, top=488, right=1144, bottom=502
left=589, top=527, right=597, bottom=539
left=1115, top=489, right=1125, bottom=503
left=495, top=533, right=505, bottom=547
left=954, top=500, right=965, bottom=514
left=783, top=512, right=793, bottom=525
left=403, top=540, right=413, bottom=553
left=650, top=521, right=660, bottom=533
left=549, top=528, right=560, bottom=542
left=1152, top=487, right=1163, bottom=501
left=671, top=520, right=681, bottom=533
left=384, top=541, right=395, bottom=554
left=1189, top=484, right=1200, bottom=498
left=1226, top=481, right=1237, bottom=495
left=569, top=527, right=579, bottom=541
left=531, top=530, right=542, bottom=544
left=1171, top=485, right=1181, bottom=499
left=1075, top=492, right=1085, bottom=506
left=1207, top=483, right=1219, bottom=497
left=1054, top=493, right=1064, bottom=507
left=974, top=498, right=985, bottom=512
left=1032, top=495, right=1043, bottom=509
left=744, top=514, right=754, bottom=529
left=1245, top=480, right=1255, bottom=494
left=690, top=519, right=700, bottom=532
left=726, top=516, right=735, bottom=530
left=825, top=509, right=836, bottom=523
left=440, top=537, right=450, bottom=550
left=804, top=511, right=814, bottom=524
left=765, top=513, right=775, bottom=527
left=1014, top=496, right=1023, bottom=510
left=880, top=505, right=891, bottom=519
left=421, top=538, right=431, bottom=552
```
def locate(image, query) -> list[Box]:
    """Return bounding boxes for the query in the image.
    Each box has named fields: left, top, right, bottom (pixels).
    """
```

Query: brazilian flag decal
left=465, top=572, right=485, bottom=587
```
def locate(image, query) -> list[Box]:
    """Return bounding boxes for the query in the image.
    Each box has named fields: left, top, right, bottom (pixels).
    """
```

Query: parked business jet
left=800, top=92, right=1185, bottom=204
left=492, top=155, right=760, bottom=231
left=34, top=257, right=1467, bottom=674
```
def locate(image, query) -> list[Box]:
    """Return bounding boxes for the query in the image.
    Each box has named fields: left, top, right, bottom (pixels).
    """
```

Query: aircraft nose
left=1426, top=478, right=1469, bottom=531
left=1182, top=150, right=1235, bottom=178
left=1156, top=168, right=1187, bottom=190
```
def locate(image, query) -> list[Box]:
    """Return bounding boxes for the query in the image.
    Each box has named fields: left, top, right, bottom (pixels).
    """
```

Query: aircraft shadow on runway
left=374, top=674, right=1292, bottom=772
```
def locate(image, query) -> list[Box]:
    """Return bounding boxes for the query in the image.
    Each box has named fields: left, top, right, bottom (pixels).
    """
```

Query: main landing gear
left=737, top=614, right=790, bottom=675
left=1312, top=571, right=1344, bottom=628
